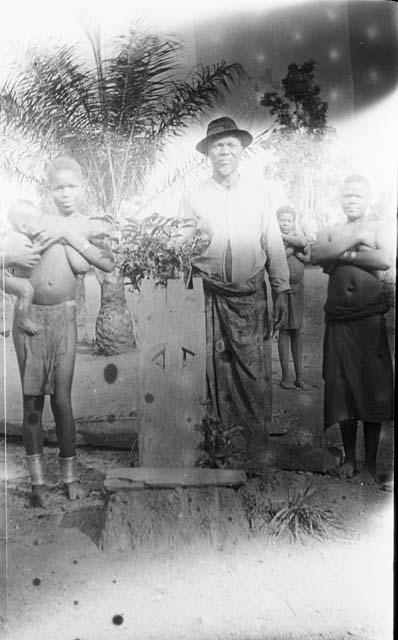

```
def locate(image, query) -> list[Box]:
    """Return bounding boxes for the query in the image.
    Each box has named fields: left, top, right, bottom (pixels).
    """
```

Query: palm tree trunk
left=95, top=268, right=136, bottom=355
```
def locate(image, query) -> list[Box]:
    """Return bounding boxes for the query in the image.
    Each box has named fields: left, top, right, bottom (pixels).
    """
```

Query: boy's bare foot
left=65, top=481, right=85, bottom=500
left=294, top=379, right=310, bottom=390
left=30, top=485, right=49, bottom=508
left=279, top=378, right=293, bottom=390
left=337, top=461, right=357, bottom=479
left=19, top=318, right=41, bottom=336
left=351, top=468, right=378, bottom=486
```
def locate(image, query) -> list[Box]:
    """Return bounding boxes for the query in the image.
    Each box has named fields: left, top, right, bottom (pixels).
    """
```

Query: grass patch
left=240, top=478, right=341, bottom=541
left=269, top=483, right=340, bottom=541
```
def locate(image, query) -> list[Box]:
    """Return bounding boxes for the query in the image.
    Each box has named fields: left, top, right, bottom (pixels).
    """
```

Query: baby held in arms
left=1, top=200, right=47, bottom=335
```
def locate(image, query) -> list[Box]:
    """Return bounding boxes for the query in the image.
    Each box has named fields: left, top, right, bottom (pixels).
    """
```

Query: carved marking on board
left=182, top=347, right=195, bottom=367
left=152, top=348, right=166, bottom=369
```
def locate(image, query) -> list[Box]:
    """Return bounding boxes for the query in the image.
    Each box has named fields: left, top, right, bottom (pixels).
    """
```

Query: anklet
left=58, top=455, right=78, bottom=484
left=26, top=453, right=46, bottom=486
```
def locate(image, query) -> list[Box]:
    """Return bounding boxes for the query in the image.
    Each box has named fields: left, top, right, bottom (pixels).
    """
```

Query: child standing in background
left=276, top=205, right=309, bottom=390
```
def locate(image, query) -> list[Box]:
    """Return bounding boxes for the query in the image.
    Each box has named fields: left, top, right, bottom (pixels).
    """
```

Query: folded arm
left=63, top=227, right=114, bottom=273
left=311, top=223, right=391, bottom=271
left=36, top=215, right=114, bottom=273
left=338, top=225, right=391, bottom=271
left=310, top=226, right=360, bottom=265
left=282, top=232, right=307, bottom=250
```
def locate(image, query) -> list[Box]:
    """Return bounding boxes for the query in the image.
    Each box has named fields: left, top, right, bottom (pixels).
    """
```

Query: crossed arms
left=310, top=223, right=391, bottom=271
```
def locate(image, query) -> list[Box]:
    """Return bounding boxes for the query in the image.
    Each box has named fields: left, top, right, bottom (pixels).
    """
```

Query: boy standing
left=12, top=157, right=114, bottom=507
left=276, top=205, right=309, bottom=390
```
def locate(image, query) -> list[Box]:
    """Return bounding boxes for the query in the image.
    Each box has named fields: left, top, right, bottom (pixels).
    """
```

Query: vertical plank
left=138, top=278, right=206, bottom=467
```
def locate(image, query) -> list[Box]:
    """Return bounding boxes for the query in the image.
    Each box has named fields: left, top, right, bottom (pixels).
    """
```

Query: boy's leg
left=278, top=329, right=293, bottom=389
left=290, top=329, right=309, bottom=389
left=22, top=394, right=48, bottom=507
left=351, top=422, right=381, bottom=485
left=4, top=276, right=40, bottom=335
left=51, top=312, right=84, bottom=500
left=338, top=418, right=358, bottom=479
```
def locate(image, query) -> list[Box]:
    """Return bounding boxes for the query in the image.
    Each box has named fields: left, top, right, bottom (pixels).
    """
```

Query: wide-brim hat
left=196, top=117, right=253, bottom=155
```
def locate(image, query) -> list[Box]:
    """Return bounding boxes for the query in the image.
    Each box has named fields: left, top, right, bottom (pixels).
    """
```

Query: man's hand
left=273, top=291, right=288, bottom=331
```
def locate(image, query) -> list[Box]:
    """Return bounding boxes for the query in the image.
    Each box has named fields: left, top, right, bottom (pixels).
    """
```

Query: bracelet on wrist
left=343, top=250, right=356, bottom=261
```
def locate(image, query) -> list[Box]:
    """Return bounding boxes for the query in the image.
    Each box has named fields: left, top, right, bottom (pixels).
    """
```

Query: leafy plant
left=115, top=213, right=209, bottom=290
left=195, top=404, right=244, bottom=469
left=269, top=484, right=340, bottom=541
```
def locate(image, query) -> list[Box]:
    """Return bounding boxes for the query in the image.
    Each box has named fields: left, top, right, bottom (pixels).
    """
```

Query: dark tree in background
left=261, top=60, right=329, bottom=136
left=259, top=60, right=352, bottom=236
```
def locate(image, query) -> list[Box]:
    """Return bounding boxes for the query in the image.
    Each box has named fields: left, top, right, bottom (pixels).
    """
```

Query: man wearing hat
left=179, top=117, right=290, bottom=472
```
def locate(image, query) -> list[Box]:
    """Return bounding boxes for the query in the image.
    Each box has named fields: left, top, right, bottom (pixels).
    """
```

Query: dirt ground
left=0, top=266, right=394, bottom=640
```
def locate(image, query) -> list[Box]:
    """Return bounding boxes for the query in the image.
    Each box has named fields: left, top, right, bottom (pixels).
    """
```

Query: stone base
left=99, top=484, right=250, bottom=553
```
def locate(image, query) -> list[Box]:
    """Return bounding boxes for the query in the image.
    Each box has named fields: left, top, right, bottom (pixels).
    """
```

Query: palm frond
left=1, top=30, right=244, bottom=216
left=105, top=31, right=182, bottom=135
left=133, top=151, right=207, bottom=218
left=156, top=62, right=246, bottom=139
left=2, top=47, right=96, bottom=145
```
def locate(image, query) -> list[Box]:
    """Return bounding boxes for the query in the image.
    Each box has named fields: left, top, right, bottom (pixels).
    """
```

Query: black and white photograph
left=0, top=1, right=396, bottom=638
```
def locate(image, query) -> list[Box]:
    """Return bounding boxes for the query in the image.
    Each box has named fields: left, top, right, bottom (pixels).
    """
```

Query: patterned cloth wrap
left=323, top=264, right=393, bottom=427
left=200, top=269, right=272, bottom=471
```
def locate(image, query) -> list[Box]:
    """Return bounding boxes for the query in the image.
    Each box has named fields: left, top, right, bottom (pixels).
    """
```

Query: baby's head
left=47, top=156, right=84, bottom=216
left=276, top=205, right=296, bottom=235
left=7, top=199, right=41, bottom=237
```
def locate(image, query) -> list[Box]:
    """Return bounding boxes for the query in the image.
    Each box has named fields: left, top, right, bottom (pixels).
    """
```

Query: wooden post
left=137, top=277, right=206, bottom=467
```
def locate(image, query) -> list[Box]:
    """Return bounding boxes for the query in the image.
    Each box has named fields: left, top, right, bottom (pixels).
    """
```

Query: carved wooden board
left=137, top=278, right=206, bottom=467
left=104, top=467, right=247, bottom=491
